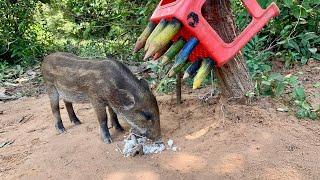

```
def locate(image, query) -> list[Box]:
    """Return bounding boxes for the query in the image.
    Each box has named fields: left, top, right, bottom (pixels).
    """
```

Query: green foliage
left=293, top=86, right=318, bottom=120
left=0, top=0, right=158, bottom=66
left=231, top=0, right=319, bottom=119
left=0, top=63, right=24, bottom=84
left=255, top=73, right=296, bottom=97
left=42, top=0, right=158, bottom=61
left=278, top=32, right=320, bottom=67
left=313, top=82, right=320, bottom=88
left=156, top=77, right=176, bottom=93
left=152, top=62, right=177, bottom=93
left=258, top=0, right=319, bottom=65
left=244, top=36, right=273, bottom=77
left=0, top=0, right=45, bottom=65
left=254, top=72, right=318, bottom=119
left=1, top=0, right=317, bottom=67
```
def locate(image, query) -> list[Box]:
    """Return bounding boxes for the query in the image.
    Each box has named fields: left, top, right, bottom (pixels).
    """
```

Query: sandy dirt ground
left=1, top=61, right=320, bottom=180
left=1, top=93, right=320, bottom=180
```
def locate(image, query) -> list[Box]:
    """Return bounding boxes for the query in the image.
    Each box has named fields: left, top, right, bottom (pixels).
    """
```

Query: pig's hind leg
left=107, top=106, right=124, bottom=132
left=47, top=85, right=66, bottom=133
left=91, top=101, right=112, bottom=143
left=64, top=100, right=81, bottom=125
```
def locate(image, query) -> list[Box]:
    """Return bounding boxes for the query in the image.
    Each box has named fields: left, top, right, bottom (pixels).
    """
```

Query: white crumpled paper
left=122, top=134, right=176, bottom=157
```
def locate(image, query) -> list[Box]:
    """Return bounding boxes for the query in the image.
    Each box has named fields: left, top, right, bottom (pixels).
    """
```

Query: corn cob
left=168, top=62, right=190, bottom=77
left=167, top=37, right=198, bottom=78
left=193, top=58, right=215, bottom=89
left=153, top=41, right=172, bottom=60
left=144, top=19, right=168, bottom=51
left=144, top=18, right=182, bottom=60
left=134, top=22, right=156, bottom=53
left=161, top=37, right=186, bottom=65
left=183, top=59, right=202, bottom=80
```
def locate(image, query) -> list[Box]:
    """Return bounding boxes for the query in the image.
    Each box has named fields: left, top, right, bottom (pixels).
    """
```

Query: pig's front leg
left=64, top=100, right=81, bottom=125
left=91, top=100, right=112, bottom=144
left=107, top=106, right=124, bottom=132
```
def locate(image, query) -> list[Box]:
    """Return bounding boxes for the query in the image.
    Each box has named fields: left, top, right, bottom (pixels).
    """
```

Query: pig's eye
left=141, top=111, right=153, bottom=121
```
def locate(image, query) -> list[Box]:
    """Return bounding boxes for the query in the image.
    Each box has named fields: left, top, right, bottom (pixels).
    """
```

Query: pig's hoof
left=72, top=119, right=81, bottom=125
left=102, top=137, right=112, bottom=144
left=101, top=128, right=112, bottom=143
left=55, top=124, right=66, bottom=134
left=115, top=126, right=125, bottom=132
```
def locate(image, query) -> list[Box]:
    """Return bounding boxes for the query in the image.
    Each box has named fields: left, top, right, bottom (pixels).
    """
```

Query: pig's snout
left=131, top=122, right=161, bottom=142
left=146, top=120, right=161, bottom=141
left=146, top=129, right=161, bottom=141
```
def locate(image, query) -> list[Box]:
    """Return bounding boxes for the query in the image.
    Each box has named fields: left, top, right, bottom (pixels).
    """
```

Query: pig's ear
left=139, top=78, right=150, bottom=89
left=118, top=89, right=135, bottom=110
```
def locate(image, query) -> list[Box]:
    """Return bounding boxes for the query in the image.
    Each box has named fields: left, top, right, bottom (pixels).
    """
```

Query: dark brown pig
left=41, top=52, right=161, bottom=143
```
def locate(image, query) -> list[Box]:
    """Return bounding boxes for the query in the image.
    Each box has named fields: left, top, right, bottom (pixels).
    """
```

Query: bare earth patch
left=0, top=61, right=319, bottom=179
left=1, top=92, right=320, bottom=180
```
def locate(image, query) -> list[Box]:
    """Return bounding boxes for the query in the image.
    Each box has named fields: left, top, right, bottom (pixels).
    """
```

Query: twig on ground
left=17, top=114, right=34, bottom=123
left=116, top=143, right=124, bottom=155
left=65, top=160, right=74, bottom=166
left=0, top=140, right=15, bottom=148
left=220, top=104, right=226, bottom=127
left=76, top=107, right=91, bottom=114
left=130, top=132, right=146, bottom=139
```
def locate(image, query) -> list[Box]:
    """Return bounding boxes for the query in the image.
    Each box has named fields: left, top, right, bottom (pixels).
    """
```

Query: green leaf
left=313, top=82, right=320, bottom=88
left=296, top=108, right=308, bottom=119
left=294, top=87, right=306, bottom=101
left=308, top=48, right=317, bottom=54
left=277, top=40, right=287, bottom=45
left=301, top=32, right=318, bottom=41
left=269, top=73, right=283, bottom=81
left=283, top=0, right=293, bottom=6
left=312, top=54, right=320, bottom=60
left=262, top=80, right=271, bottom=86
left=301, top=56, right=308, bottom=64
left=301, top=101, right=311, bottom=111
left=275, top=82, right=285, bottom=97
left=309, top=112, right=318, bottom=120
left=291, top=5, right=308, bottom=18
left=288, top=40, right=300, bottom=52
left=287, top=75, right=298, bottom=86
left=262, top=65, right=272, bottom=72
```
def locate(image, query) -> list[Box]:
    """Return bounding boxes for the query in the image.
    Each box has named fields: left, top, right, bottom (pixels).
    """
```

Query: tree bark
left=202, top=0, right=253, bottom=99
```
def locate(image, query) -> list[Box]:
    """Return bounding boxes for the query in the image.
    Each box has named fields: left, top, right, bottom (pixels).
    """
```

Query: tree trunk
left=202, top=0, right=253, bottom=99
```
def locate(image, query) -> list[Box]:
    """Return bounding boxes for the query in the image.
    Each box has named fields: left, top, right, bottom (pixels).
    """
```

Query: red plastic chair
left=150, top=0, right=280, bottom=67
